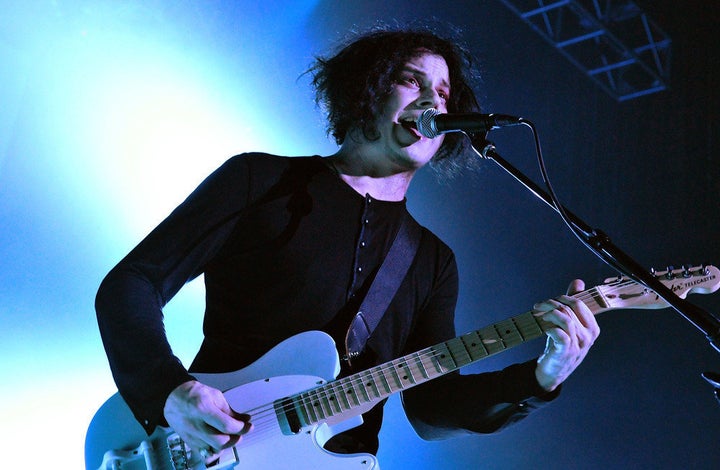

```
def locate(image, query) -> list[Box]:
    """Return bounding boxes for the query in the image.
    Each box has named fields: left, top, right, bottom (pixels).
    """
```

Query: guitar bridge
left=167, top=433, right=239, bottom=470
left=97, top=439, right=153, bottom=469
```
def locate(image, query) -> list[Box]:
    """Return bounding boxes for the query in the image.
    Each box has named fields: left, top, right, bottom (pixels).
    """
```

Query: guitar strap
left=344, top=212, right=422, bottom=365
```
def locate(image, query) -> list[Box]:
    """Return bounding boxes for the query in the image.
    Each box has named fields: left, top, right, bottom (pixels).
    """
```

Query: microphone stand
left=468, top=132, right=720, bottom=404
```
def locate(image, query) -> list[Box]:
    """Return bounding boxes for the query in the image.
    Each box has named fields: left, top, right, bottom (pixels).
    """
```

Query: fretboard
left=282, top=286, right=613, bottom=429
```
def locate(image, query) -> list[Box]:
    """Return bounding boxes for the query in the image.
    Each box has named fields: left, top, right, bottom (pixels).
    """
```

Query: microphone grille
left=416, top=108, right=440, bottom=138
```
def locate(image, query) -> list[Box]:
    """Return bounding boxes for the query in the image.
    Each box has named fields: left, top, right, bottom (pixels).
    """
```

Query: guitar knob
left=681, top=264, right=692, bottom=278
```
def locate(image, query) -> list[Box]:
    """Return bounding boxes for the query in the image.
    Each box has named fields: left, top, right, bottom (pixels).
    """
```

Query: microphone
left=416, top=108, right=522, bottom=138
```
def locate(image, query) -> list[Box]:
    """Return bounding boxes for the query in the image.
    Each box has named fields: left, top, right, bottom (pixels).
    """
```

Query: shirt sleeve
left=400, top=250, right=561, bottom=440
left=95, top=155, right=252, bottom=434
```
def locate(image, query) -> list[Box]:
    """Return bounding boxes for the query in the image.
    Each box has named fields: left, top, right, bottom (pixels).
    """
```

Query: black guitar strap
left=344, top=213, right=422, bottom=365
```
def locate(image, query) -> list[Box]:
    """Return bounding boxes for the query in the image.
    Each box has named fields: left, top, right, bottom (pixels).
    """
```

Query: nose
left=417, top=88, right=443, bottom=109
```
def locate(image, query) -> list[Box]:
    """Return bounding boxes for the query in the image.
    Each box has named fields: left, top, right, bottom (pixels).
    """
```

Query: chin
left=410, top=145, right=442, bottom=164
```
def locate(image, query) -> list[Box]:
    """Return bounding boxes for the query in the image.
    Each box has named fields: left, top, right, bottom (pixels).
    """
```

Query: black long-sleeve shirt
left=95, top=153, right=557, bottom=454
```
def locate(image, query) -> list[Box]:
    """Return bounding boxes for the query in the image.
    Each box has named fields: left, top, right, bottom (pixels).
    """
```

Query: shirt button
left=357, top=267, right=363, bottom=272
left=364, top=219, right=369, bottom=224
left=360, top=241, right=366, bottom=248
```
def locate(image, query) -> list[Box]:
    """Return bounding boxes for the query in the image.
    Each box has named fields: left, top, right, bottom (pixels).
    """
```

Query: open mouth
left=399, top=118, right=421, bottom=138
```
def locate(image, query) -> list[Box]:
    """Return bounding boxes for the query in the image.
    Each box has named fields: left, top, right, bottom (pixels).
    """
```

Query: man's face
left=373, top=52, right=450, bottom=170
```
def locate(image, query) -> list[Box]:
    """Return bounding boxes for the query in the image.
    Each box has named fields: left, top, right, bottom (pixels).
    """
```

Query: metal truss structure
left=497, top=0, right=671, bottom=101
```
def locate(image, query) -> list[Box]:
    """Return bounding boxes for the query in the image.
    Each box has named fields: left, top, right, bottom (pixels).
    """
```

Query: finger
left=204, top=412, right=249, bottom=439
left=542, top=308, right=578, bottom=340
left=533, top=279, right=586, bottom=311
left=534, top=296, right=577, bottom=314
left=551, top=299, right=600, bottom=355
left=556, top=294, right=600, bottom=333
left=205, top=413, right=253, bottom=450
left=230, top=412, right=253, bottom=436
left=203, top=394, right=251, bottom=436
left=538, top=299, right=575, bottom=323
left=566, top=279, right=585, bottom=296
left=544, top=325, right=570, bottom=350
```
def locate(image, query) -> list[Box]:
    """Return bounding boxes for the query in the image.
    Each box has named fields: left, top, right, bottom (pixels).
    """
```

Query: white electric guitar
left=85, top=265, right=720, bottom=470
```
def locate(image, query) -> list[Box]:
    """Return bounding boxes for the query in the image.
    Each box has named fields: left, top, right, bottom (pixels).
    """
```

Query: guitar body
left=85, top=331, right=378, bottom=470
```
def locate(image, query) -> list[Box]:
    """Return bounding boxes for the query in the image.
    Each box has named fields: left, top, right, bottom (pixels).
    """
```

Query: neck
left=327, top=149, right=417, bottom=202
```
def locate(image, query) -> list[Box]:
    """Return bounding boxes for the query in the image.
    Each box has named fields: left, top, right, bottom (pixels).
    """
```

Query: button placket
left=348, top=195, right=373, bottom=299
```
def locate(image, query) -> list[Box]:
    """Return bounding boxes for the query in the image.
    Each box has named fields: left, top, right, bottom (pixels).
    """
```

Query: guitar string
left=210, top=277, right=676, bottom=449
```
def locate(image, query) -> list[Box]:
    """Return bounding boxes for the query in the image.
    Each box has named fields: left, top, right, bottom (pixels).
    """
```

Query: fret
left=386, top=364, right=402, bottom=392
left=335, top=381, right=351, bottom=410
left=587, top=287, right=609, bottom=310
left=343, top=377, right=362, bottom=406
left=360, top=370, right=380, bottom=400
left=418, top=347, right=443, bottom=377
left=300, top=391, right=318, bottom=423
left=495, top=318, right=523, bottom=347
left=395, top=360, right=417, bottom=388
left=325, top=384, right=341, bottom=414
left=446, top=337, right=472, bottom=368
left=354, top=372, right=370, bottom=402
left=306, top=390, right=323, bottom=421
left=477, top=324, right=506, bottom=355
left=460, top=330, right=490, bottom=362
left=309, top=389, right=330, bottom=420
left=319, top=389, right=334, bottom=417
left=514, top=312, right=544, bottom=341
left=293, top=396, right=310, bottom=427
left=377, top=366, right=393, bottom=393
left=430, top=343, right=458, bottom=372
left=412, top=351, right=430, bottom=379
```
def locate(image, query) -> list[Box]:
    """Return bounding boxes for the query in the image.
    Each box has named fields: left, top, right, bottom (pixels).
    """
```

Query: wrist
left=534, top=365, right=559, bottom=393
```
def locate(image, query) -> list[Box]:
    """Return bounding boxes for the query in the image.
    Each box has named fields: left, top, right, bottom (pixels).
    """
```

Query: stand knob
left=702, top=371, right=720, bottom=405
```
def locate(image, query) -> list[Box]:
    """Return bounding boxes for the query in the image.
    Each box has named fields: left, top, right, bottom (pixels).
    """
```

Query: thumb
left=215, top=406, right=251, bottom=435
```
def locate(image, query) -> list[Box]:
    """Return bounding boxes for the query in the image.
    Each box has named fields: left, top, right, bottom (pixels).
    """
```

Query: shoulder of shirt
left=224, top=152, right=321, bottom=170
left=406, top=213, right=456, bottom=262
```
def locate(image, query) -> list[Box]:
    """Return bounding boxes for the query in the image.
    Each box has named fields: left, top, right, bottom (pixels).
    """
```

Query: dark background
left=1, top=1, right=717, bottom=468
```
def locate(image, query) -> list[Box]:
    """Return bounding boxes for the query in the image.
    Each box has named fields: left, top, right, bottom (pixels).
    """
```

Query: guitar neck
left=279, top=265, right=719, bottom=430
left=286, top=288, right=608, bottom=428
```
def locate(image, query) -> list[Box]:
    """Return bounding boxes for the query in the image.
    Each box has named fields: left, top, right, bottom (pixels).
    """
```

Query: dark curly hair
left=308, top=24, right=483, bottom=176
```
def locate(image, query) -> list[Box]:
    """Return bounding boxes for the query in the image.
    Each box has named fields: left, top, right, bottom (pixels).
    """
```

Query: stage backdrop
left=1, top=1, right=718, bottom=468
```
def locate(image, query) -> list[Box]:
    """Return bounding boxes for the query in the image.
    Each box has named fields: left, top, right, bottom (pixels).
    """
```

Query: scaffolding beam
left=497, top=0, right=671, bottom=101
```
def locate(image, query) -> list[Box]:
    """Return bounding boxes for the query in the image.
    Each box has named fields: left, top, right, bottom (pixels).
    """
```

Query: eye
left=403, top=76, right=420, bottom=87
left=438, top=90, right=449, bottom=102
